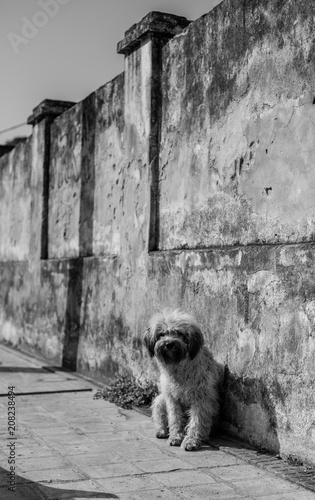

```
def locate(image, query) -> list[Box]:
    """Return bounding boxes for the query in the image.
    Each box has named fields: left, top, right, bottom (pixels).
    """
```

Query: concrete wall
left=1, top=2, right=315, bottom=465
left=93, top=74, right=125, bottom=256
left=159, top=0, right=315, bottom=248
left=49, top=103, right=83, bottom=259
left=0, top=140, right=32, bottom=261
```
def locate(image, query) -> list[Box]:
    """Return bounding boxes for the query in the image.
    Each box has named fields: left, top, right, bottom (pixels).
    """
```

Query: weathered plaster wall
left=49, top=103, right=82, bottom=259
left=0, top=262, right=27, bottom=345
left=118, top=40, right=152, bottom=260
left=0, top=140, right=32, bottom=260
left=1, top=2, right=315, bottom=466
left=29, top=121, right=46, bottom=262
left=159, top=0, right=315, bottom=248
left=0, top=259, right=69, bottom=364
left=93, top=73, right=125, bottom=256
left=152, top=1, right=315, bottom=461
left=147, top=245, right=315, bottom=462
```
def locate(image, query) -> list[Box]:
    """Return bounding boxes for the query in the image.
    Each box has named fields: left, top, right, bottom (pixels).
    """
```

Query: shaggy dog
left=143, top=309, right=220, bottom=451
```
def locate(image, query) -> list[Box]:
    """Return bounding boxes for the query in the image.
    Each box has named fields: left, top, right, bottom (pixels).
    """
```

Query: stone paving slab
left=0, top=345, right=92, bottom=396
left=0, top=343, right=315, bottom=500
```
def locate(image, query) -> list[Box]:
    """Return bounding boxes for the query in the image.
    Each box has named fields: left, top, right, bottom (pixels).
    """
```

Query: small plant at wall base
left=94, top=373, right=158, bottom=410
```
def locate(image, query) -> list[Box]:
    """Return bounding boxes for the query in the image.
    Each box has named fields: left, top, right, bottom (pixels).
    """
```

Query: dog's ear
left=143, top=327, right=155, bottom=358
left=188, top=326, right=204, bottom=360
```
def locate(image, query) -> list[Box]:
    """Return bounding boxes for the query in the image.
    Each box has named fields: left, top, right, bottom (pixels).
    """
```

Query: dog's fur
left=143, top=309, right=220, bottom=451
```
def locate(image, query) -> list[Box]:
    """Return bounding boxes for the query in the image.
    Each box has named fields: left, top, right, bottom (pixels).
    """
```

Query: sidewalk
left=0, top=344, right=314, bottom=500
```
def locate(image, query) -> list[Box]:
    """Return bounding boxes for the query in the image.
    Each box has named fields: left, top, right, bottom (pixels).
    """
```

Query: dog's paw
left=168, top=435, right=184, bottom=447
left=156, top=429, right=168, bottom=439
left=181, top=437, right=201, bottom=451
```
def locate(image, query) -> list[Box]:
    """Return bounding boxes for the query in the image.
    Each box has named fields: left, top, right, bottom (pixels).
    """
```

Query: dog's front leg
left=182, top=404, right=212, bottom=451
left=166, top=397, right=186, bottom=446
left=152, top=394, right=169, bottom=438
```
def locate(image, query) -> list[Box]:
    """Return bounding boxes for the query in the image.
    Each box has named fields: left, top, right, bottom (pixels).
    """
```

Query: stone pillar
left=117, top=12, right=191, bottom=252
left=27, top=99, right=75, bottom=260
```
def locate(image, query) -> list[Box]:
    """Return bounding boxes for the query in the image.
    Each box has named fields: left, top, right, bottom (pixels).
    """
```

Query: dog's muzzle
left=155, top=338, right=187, bottom=364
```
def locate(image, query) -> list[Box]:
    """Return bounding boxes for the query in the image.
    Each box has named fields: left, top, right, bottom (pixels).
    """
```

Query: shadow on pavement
left=0, top=466, right=118, bottom=500
left=0, top=367, right=52, bottom=373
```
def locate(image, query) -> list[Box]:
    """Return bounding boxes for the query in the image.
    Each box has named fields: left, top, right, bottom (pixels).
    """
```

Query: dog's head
left=143, top=309, right=204, bottom=364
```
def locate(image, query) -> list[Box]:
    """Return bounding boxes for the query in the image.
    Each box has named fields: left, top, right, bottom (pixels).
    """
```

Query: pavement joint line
left=0, top=388, right=93, bottom=397
left=12, top=467, right=250, bottom=487
left=124, top=467, right=189, bottom=476
left=9, top=477, right=97, bottom=486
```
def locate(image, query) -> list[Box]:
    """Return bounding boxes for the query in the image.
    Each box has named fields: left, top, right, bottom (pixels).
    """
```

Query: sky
left=0, top=0, right=222, bottom=143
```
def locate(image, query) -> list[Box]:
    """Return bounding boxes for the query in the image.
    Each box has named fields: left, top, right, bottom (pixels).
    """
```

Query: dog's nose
left=165, top=341, right=175, bottom=349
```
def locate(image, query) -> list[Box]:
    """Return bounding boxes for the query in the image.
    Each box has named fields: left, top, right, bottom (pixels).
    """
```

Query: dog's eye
left=158, top=333, right=165, bottom=339
left=176, top=331, right=188, bottom=343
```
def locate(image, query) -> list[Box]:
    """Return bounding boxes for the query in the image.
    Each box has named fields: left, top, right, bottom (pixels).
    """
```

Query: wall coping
left=27, top=99, right=76, bottom=126
left=117, top=11, right=191, bottom=55
left=0, top=145, right=15, bottom=158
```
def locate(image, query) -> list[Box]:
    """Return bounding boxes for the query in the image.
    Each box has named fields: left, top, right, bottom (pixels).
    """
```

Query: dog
left=143, top=309, right=220, bottom=451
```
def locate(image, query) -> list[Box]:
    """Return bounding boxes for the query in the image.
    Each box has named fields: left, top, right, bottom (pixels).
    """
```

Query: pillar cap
left=27, top=99, right=76, bottom=126
left=117, top=11, right=191, bottom=55
left=0, top=145, right=14, bottom=158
